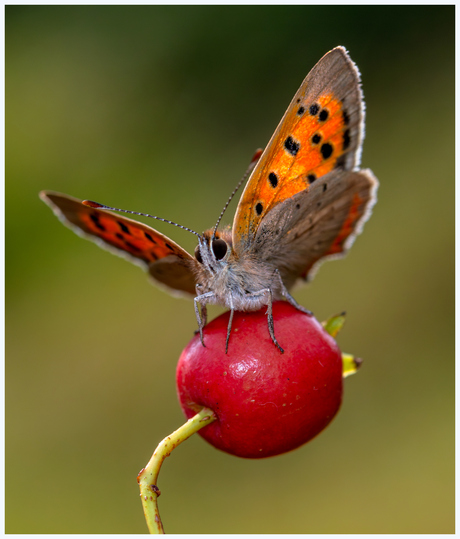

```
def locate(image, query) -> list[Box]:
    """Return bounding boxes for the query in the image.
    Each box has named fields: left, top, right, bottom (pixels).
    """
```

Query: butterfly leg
left=274, top=269, right=313, bottom=316
left=194, top=291, right=214, bottom=347
left=265, top=288, right=285, bottom=354
left=243, top=287, right=284, bottom=353
left=193, top=303, right=208, bottom=336
left=201, top=304, right=208, bottom=328
left=225, top=304, right=234, bottom=355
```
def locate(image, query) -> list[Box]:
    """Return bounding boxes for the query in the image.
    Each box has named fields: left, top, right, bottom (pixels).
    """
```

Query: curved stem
left=137, top=407, right=217, bottom=533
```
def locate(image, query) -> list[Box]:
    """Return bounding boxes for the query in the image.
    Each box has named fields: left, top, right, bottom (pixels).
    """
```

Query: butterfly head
left=194, top=230, right=232, bottom=273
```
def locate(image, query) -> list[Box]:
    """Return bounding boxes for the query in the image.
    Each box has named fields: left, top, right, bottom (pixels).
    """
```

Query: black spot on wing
left=89, top=213, right=106, bottom=232
left=320, top=143, right=333, bottom=160
left=144, top=231, right=157, bottom=244
left=297, top=106, right=305, bottom=115
left=118, top=221, right=130, bottom=234
left=312, top=134, right=321, bottom=145
left=284, top=136, right=300, bottom=156
left=90, top=213, right=106, bottom=232
left=307, top=174, right=316, bottom=184
left=309, top=103, right=320, bottom=116
left=255, top=202, right=263, bottom=215
left=319, top=109, right=329, bottom=121
left=268, top=172, right=278, bottom=188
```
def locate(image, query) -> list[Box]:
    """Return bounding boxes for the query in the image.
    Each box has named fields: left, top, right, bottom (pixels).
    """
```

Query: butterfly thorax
left=193, top=229, right=282, bottom=311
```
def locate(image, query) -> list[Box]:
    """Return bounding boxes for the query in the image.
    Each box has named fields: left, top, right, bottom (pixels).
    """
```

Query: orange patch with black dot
left=80, top=212, right=186, bottom=263
left=235, top=92, right=352, bottom=240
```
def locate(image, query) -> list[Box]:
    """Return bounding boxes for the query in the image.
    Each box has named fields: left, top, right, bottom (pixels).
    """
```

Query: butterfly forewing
left=40, top=191, right=197, bottom=295
left=232, top=46, right=364, bottom=250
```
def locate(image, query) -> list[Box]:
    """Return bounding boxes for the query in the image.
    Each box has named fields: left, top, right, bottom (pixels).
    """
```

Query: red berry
left=176, top=301, right=343, bottom=459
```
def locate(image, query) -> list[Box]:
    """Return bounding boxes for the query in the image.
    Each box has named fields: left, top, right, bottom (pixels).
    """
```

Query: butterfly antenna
left=82, top=200, right=201, bottom=237
left=212, top=148, right=263, bottom=239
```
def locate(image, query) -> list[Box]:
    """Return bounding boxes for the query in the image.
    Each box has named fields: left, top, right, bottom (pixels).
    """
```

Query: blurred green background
left=6, top=5, right=454, bottom=534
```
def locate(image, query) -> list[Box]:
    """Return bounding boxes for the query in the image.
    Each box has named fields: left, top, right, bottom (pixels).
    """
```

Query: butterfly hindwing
left=249, top=169, right=378, bottom=288
left=40, top=191, right=197, bottom=296
left=232, top=46, right=364, bottom=250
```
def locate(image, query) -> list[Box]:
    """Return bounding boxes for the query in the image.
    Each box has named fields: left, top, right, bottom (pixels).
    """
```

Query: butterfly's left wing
left=249, top=168, right=378, bottom=289
left=232, top=46, right=364, bottom=251
left=40, top=191, right=197, bottom=296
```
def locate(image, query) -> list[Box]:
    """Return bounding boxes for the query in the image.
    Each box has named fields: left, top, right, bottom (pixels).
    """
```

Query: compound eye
left=194, top=245, right=203, bottom=264
left=212, top=238, right=228, bottom=260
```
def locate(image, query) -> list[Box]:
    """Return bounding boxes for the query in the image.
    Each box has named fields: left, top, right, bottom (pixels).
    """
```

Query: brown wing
left=249, top=169, right=378, bottom=289
left=40, top=191, right=197, bottom=296
left=233, top=46, right=364, bottom=251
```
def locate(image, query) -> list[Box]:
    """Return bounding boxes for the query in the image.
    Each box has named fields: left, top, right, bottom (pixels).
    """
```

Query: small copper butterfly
left=41, top=46, right=378, bottom=353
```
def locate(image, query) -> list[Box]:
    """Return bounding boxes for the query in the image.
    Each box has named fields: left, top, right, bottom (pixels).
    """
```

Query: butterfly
left=41, top=46, right=378, bottom=354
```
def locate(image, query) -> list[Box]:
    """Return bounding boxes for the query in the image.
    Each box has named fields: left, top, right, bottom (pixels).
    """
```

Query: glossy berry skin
left=176, top=302, right=343, bottom=459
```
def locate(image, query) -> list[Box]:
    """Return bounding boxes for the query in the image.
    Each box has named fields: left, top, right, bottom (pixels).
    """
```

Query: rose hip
left=176, top=301, right=343, bottom=458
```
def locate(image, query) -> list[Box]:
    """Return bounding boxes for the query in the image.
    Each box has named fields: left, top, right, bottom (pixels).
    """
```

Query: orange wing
left=232, top=46, right=364, bottom=250
left=40, top=191, right=197, bottom=296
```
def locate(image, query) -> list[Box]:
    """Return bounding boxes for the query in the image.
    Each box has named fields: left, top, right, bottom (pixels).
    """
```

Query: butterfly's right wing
left=232, top=46, right=364, bottom=251
left=40, top=191, right=198, bottom=297
left=249, top=169, right=378, bottom=290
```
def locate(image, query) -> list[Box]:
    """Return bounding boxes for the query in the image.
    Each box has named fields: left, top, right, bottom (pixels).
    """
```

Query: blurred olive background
left=6, top=5, right=454, bottom=534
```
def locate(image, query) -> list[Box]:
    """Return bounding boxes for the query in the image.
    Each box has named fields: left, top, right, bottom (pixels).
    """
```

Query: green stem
left=137, top=407, right=217, bottom=534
